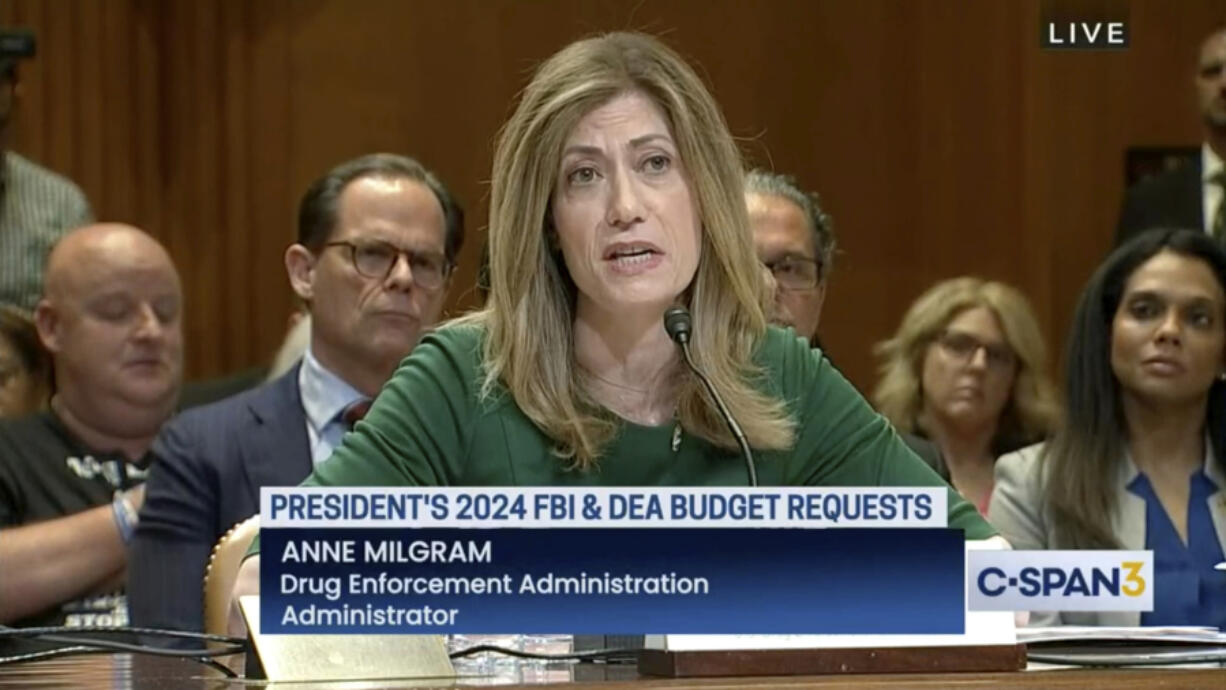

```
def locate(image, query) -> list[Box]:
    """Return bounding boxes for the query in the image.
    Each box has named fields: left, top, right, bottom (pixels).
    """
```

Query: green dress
left=251, top=323, right=993, bottom=552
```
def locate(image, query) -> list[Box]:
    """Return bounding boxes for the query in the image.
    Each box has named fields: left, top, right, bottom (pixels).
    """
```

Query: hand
left=982, top=535, right=1012, bottom=550
left=229, top=556, right=262, bottom=639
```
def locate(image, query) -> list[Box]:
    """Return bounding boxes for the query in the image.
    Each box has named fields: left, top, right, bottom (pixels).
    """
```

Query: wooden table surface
left=0, top=654, right=1223, bottom=689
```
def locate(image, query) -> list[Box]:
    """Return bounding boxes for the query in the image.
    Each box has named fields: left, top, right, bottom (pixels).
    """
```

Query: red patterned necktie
left=341, top=399, right=372, bottom=430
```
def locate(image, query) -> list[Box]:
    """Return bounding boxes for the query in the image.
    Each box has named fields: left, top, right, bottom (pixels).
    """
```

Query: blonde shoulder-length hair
left=453, top=32, right=795, bottom=469
left=872, top=277, right=1059, bottom=447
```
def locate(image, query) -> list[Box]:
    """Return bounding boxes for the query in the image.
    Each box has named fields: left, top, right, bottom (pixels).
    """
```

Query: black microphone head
left=663, top=306, right=692, bottom=344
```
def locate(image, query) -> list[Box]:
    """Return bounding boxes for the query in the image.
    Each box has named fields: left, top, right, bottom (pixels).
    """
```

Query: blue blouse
left=1127, top=471, right=1226, bottom=628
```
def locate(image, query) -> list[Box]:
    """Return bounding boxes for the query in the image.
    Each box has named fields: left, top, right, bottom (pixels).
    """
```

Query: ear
left=285, top=244, right=317, bottom=302
left=33, top=299, right=61, bottom=355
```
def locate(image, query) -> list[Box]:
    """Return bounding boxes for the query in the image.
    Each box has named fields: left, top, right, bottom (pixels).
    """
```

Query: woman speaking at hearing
left=235, top=32, right=995, bottom=602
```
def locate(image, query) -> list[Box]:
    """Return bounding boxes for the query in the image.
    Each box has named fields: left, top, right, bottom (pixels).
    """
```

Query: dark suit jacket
left=128, top=367, right=312, bottom=642
left=1115, top=158, right=1203, bottom=247
left=178, top=366, right=268, bottom=410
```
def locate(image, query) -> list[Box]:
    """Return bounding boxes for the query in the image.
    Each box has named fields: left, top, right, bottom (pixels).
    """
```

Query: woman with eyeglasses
left=990, top=229, right=1226, bottom=627
left=873, top=278, right=1060, bottom=514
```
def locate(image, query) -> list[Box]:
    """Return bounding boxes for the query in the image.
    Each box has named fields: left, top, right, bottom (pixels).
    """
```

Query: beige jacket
left=988, top=441, right=1226, bottom=626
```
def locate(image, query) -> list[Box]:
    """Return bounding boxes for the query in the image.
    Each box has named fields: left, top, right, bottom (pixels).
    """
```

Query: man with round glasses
left=129, top=154, right=464, bottom=641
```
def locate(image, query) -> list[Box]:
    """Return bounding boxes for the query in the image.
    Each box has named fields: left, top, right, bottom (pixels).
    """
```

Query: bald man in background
left=0, top=224, right=182, bottom=630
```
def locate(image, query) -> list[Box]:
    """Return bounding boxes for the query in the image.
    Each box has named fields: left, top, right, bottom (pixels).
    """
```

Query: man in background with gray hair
left=745, top=169, right=835, bottom=345
left=745, top=169, right=945, bottom=472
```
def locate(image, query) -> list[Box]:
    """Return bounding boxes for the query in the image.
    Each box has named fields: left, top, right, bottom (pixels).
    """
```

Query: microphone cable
left=0, top=625, right=247, bottom=677
left=663, top=306, right=758, bottom=486
left=448, top=642, right=640, bottom=663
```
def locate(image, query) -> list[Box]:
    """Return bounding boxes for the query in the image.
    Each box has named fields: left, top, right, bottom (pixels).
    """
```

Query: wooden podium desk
left=0, top=655, right=1224, bottom=689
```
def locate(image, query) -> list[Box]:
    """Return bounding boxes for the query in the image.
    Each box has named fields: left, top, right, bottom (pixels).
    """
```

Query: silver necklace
left=579, top=366, right=682, bottom=452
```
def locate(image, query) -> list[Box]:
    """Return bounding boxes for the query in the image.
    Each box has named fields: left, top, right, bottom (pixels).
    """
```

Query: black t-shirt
left=0, top=411, right=148, bottom=630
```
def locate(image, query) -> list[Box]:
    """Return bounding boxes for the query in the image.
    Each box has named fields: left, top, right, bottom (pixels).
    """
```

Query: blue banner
left=260, top=527, right=965, bottom=635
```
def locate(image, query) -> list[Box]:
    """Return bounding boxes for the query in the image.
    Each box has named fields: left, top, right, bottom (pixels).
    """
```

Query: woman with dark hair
left=0, top=306, right=51, bottom=417
left=989, top=228, right=1226, bottom=627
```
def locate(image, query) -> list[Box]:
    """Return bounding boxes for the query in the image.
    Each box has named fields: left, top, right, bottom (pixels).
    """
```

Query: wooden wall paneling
left=99, top=0, right=132, bottom=220
left=753, top=3, right=924, bottom=380
left=157, top=0, right=195, bottom=371
left=71, top=0, right=101, bottom=201
left=244, top=0, right=296, bottom=367
left=219, top=0, right=252, bottom=369
left=129, top=1, right=162, bottom=242
left=5, top=0, right=1226, bottom=390
left=189, top=0, right=224, bottom=375
left=41, top=0, right=73, bottom=174
left=11, top=0, right=51, bottom=168
left=1017, top=0, right=1053, bottom=359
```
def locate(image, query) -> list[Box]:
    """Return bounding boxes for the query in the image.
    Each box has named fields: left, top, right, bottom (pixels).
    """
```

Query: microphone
left=663, top=306, right=758, bottom=487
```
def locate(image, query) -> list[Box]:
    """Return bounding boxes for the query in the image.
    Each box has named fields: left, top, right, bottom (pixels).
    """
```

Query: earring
left=1219, top=372, right=1226, bottom=382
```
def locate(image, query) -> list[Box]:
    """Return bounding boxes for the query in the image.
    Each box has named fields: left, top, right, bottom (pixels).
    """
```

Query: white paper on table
left=1019, top=625, right=1226, bottom=645
left=645, top=609, right=1016, bottom=651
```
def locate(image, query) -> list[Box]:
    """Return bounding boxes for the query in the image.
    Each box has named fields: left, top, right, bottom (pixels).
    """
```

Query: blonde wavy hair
left=872, top=277, right=1059, bottom=447
left=454, top=32, right=795, bottom=470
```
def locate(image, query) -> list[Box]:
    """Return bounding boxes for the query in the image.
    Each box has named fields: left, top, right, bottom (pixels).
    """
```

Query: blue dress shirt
left=1127, top=470, right=1226, bottom=628
left=297, top=348, right=369, bottom=465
